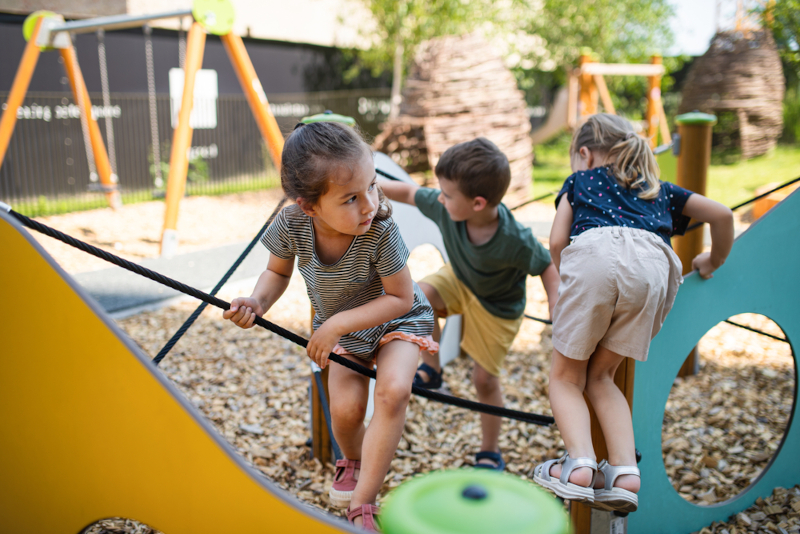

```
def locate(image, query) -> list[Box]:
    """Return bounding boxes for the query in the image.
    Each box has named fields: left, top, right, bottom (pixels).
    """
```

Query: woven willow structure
left=679, top=30, right=785, bottom=159
left=374, top=34, right=533, bottom=200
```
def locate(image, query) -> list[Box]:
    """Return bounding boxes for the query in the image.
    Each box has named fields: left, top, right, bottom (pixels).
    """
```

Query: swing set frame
left=0, top=3, right=286, bottom=257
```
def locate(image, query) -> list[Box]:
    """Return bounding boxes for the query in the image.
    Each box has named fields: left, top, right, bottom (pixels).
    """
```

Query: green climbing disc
left=301, top=111, right=356, bottom=127
left=192, top=0, right=235, bottom=35
left=23, top=11, right=61, bottom=50
left=380, top=470, right=570, bottom=534
left=675, top=111, right=718, bottom=126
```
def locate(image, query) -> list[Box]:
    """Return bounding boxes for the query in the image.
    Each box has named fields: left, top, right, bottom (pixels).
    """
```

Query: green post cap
left=301, top=110, right=356, bottom=127
left=23, top=11, right=62, bottom=50
left=380, top=470, right=570, bottom=534
left=192, top=0, right=235, bottom=35
left=675, top=111, right=717, bottom=126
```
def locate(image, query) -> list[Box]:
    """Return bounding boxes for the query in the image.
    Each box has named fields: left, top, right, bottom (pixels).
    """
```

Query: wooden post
left=578, top=52, right=598, bottom=121
left=645, top=55, right=663, bottom=149
left=310, top=365, right=334, bottom=465
left=309, top=306, right=334, bottom=465
left=160, top=22, right=206, bottom=258
left=570, top=360, right=636, bottom=533
left=672, top=112, right=717, bottom=378
left=0, top=17, right=43, bottom=170
left=220, top=33, right=284, bottom=171
left=61, top=45, right=122, bottom=209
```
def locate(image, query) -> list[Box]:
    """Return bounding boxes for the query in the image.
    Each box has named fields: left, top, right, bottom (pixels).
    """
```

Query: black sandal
left=413, top=363, right=443, bottom=389
left=474, top=451, right=506, bottom=471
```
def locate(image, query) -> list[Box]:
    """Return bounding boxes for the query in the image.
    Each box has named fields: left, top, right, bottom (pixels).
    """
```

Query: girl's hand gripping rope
left=307, top=316, right=344, bottom=369
left=224, top=297, right=266, bottom=329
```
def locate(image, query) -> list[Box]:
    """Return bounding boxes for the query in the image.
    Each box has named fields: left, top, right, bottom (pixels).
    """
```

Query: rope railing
left=3, top=206, right=555, bottom=427
left=152, top=196, right=287, bottom=365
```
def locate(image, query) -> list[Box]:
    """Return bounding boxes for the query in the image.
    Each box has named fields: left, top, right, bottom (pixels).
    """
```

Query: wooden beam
left=645, top=55, right=663, bottom=149
left=579, top=63, right=666, bottom=77
left=593, top=75, right=616, bottom=115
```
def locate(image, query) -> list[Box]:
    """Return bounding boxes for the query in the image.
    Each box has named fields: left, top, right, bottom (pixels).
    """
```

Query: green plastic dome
left=380, top=470, right=570, bottom=534
left=300, top=110, right=356, bottom=127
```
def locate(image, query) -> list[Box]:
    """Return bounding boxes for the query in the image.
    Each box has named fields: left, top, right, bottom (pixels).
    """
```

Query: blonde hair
left=570, top=113, right=661, bottom=199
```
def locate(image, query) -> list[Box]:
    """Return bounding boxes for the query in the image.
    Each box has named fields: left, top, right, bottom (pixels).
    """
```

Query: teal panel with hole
left=630, top=189, right=799, bottom=533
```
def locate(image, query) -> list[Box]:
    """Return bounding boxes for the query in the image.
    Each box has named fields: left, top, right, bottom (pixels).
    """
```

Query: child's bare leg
left=473, top=362, right=503, bottom=466
left=349, top=340, right=418, bottom=521
left=548, top=348, right=594, bottom=487
left=328, top=353, right=370, bottom=463
left=417, top=282, right=445, bottom=380
left=584, top=345, right=640, bottom=493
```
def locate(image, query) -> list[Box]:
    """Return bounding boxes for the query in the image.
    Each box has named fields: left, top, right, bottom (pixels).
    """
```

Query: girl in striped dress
left=224, top=121, right=437, bottom=531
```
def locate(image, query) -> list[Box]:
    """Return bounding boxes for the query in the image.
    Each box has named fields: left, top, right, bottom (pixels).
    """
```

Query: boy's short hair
left=435, top=137, right=511, bottom=206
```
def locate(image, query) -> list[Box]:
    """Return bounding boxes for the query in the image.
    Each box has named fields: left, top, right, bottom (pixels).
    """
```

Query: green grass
left=706, top=146, right=800, bottom=208
left=12, top=174, right=280, bottom=218
left=532, top=136, right=800, bottom=210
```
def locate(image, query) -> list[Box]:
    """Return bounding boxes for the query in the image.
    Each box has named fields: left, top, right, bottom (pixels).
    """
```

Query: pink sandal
left=347, top=504, right=380, bottom=532
left=329, top=458, right=360, bottom=508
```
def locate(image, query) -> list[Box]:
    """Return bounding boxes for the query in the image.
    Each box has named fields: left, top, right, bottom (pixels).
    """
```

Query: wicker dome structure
left=679, top=29, right=785, bottom=159
left=373, top=34, right=533, bottom=201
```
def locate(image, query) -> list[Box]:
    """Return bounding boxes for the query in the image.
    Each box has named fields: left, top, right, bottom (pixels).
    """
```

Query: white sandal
left=533, top=453, right=597, bottom=503
left=593, top=460, right=640, bottom=513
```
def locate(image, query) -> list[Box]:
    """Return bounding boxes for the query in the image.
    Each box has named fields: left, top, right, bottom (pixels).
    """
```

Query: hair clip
left=293, top=122, right=306, bottom=130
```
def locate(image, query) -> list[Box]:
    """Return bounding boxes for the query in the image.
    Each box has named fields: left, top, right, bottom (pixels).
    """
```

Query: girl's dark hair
left=570, top=113, right=661, bottom=199
left=281, top=121, right=391, bottom=221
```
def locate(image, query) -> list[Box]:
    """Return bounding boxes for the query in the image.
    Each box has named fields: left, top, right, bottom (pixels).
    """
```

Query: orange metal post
left=578, top=54, right=598, bottom=121
left=220, top=33, right=284, bottom=171
left=0, top=18, right=43, bottom=170
left=160, top=22, right=206, bottom=257
left=61, top=46, right=121, bottom=209
left=645, top=55, right=663, bottom=149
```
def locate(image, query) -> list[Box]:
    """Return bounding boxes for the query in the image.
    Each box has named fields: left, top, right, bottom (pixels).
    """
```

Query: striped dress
left=262, top=204, right=435, bottom=360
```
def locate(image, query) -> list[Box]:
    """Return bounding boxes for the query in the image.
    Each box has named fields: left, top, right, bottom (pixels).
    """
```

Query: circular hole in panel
left=81, top=517, right=164, bottom=534
left=661, top=313, right=795, bottom=506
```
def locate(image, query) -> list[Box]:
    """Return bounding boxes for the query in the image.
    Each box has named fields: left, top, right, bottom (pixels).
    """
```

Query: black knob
left=462, top=485, right=488, bottom=500
left=635, top=449, right=642, bottom=464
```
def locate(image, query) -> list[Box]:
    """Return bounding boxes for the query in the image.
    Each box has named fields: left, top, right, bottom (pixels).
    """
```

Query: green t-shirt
left=415, top=188, right=551, bottom=319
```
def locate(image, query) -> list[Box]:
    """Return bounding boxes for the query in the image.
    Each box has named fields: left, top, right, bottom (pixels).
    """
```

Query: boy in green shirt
left=381, top=137, right=559, bottom=470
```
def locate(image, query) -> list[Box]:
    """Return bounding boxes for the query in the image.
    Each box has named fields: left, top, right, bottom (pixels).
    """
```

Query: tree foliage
left=763, top=0, right=800, bottom=87
left=351, top=0, right=676, bottom=112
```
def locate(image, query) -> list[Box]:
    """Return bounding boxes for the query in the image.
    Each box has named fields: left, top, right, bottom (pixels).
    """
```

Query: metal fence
left=0, top=88, right=391, bottom=216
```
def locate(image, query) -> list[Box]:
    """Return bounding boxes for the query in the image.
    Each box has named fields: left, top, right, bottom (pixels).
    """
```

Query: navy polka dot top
left=556, top=166, right=694, bottom=247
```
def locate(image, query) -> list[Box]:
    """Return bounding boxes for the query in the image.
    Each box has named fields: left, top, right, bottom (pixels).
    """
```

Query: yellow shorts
left=420, top=263, right=523, bottom=377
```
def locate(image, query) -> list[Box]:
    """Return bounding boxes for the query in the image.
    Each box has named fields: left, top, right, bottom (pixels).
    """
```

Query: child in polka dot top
left=533, top=113, right=734, bottom=513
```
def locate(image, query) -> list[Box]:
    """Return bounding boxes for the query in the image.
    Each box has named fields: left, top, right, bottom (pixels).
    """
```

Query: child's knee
left=418, top=282, right=445, bottom=314
left=374, top=380, right=412, bottom=412
left=473, top=364, right=500, bottom=393
left=331, top=398, right=367, bottom=425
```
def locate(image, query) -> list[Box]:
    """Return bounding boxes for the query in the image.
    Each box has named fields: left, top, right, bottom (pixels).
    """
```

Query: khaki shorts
left=552, top=227, right=683, bottom=362
left=421, top=263, right=524, bottom=377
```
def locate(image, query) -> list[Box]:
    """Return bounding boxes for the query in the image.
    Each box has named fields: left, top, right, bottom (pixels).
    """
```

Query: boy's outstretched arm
left=682, top=194, right=734, bottom=279
left=380, top=180, right=420, bottom=206
left=539, top=262, right=560, bottom=318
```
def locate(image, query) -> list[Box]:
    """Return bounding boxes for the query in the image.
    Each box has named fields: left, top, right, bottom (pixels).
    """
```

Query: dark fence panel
left=0, top=88, right=390, bottom=216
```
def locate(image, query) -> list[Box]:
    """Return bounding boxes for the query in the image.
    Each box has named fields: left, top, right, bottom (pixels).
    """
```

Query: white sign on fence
left=169, top=68, right=218, bottom=129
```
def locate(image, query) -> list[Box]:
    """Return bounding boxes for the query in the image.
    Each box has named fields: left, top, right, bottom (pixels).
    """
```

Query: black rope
left=375, top=168, right=401, bottom=182
left=686, top=175, right=800, bottom=233
left=524, top=314, right=552, bottom=325
left=7, top=208, right=554, bottom=426
left=724, top=320, right=788, bottom=343
left=313, top=369, right=343, bottom=461
left=152, top=196, right=287, bottom=365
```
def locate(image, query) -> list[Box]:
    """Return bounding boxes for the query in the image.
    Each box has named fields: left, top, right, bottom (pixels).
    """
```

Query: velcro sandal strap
left=559, top=454, right=598, bottom=487
left=335, top=458, right=361, bottom=481
left=598, top=460, right=640, bottom=490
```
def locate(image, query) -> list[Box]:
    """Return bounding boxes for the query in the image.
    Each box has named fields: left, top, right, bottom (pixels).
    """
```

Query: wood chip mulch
left=31, top=193, right=795, bottom=533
